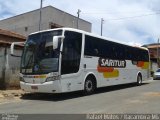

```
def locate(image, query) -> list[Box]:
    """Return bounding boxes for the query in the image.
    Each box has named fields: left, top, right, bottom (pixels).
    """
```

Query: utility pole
left=39, top=0, right=43, bottom=31
left=101, top=18, right=104, bottom=36
left=77, top=9, right=81, bottom=29
left=157, top=38, right=159, bottom=68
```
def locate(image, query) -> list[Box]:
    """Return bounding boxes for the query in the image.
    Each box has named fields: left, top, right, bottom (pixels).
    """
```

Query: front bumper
left=20, top=80, right=62, bottom=93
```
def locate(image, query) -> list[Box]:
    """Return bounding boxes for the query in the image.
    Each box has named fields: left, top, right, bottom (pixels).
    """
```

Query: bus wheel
left=137, top=74, right=142, bottom=86
left=84, top=77, right=96, bottom=95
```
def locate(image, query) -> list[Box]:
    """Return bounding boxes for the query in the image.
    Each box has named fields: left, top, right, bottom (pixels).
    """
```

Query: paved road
left=0, top=80, right=160, bottom=114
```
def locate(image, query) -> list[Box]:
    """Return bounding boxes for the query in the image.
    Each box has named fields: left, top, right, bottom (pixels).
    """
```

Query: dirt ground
left=0, top=89, right=25, bottom=103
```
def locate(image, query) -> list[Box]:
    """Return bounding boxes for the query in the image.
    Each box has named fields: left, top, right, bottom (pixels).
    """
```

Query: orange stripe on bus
left=97, top=66, right=114, bottom=73
left=34, top=75, right=46, bottom=78
left=137, top=61, right=144, bottom=67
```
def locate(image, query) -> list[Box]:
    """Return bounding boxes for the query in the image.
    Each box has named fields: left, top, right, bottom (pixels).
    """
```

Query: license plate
left=31, top=86, right=38, bottom=90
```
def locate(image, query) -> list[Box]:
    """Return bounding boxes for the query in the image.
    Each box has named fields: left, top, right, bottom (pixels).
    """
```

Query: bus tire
left=84, top=76, right=96, bottom=95
left=137, top=74, right=142, bottom=86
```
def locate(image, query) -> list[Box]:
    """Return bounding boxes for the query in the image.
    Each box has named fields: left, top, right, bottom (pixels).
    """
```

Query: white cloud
left=0, top=0, right=160, bottom=45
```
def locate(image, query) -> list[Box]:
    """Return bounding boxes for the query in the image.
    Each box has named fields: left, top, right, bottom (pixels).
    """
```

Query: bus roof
left=29, top=27, right=148, bottom=51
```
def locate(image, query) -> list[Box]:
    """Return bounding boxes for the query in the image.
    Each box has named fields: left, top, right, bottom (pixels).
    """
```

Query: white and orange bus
left=11, top=28, right=150, bottom=94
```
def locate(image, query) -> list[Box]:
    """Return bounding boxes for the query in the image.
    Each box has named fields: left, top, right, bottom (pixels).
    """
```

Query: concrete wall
left=0, top=6, right=92, bottom=36
left=0, top=47, right=22, bottom=89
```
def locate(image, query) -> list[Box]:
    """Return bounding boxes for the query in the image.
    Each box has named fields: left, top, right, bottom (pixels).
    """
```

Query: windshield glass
left=21, top=30, right=62, bottom=74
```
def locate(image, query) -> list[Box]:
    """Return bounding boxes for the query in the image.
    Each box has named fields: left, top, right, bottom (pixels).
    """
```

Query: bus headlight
left=46, top=76, right=60, bottom=82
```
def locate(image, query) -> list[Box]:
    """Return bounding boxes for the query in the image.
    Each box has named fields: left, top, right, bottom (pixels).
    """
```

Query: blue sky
left=0, top=0, right=160, bottom=46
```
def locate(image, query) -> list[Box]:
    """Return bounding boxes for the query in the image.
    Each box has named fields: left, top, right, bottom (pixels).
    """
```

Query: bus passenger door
left=60, top=31, right=83, bottom=92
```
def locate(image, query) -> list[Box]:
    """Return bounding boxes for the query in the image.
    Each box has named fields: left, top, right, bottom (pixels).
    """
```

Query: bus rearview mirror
left=53, top=36, right=65, bottom=50
left=10, top=42, right=24, bottom=57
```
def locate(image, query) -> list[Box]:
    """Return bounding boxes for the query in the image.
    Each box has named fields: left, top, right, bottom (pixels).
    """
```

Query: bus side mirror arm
left=10, top=42, right=24, bottom=57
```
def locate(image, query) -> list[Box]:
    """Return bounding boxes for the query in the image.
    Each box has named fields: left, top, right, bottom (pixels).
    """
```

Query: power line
left=106, top=12, right=160, bottom=21
left=82, top=9, right=160, bottom=15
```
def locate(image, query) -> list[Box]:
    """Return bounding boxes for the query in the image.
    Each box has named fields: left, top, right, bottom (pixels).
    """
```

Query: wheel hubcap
left=86, top=80, right=93, bottom=92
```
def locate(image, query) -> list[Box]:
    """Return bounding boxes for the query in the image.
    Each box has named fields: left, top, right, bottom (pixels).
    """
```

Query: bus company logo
left=99, top=58, right=126, bottom=68
left=97, top=58, right=126, bottom=78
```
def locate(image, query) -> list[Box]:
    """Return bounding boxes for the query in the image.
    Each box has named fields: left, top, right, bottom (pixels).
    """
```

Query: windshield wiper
left=23, top=41, right=37, bottom=74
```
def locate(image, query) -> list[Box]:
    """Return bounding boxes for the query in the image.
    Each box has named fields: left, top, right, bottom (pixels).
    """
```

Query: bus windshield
left=21, top=30, right=62, bottom=75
